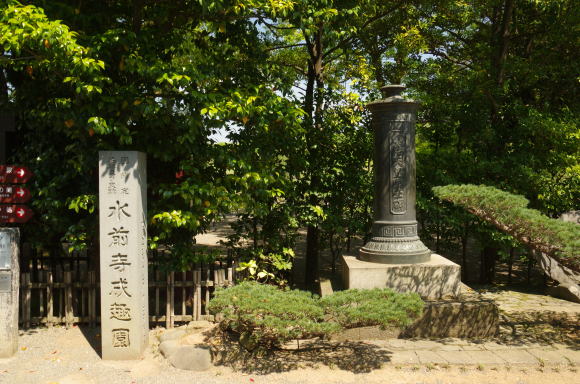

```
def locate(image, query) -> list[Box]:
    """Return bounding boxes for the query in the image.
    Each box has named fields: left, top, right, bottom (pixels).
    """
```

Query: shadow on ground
left=210, top=332, right=392, bottom=374
left=78, top=325, right=102, bottom=358
left=492, top=327, right=580, bottom=349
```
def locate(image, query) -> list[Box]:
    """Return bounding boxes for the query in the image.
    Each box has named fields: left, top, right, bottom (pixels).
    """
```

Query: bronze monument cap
left=380, top=84, right=406, bottom=98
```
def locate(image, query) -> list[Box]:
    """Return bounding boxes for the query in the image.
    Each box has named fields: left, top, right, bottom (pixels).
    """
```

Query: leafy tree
left=411, top=0, right=579, bottom=213
left=2, top=0, right=305, bottom=269
left=1, top=1, right=107, bottom=257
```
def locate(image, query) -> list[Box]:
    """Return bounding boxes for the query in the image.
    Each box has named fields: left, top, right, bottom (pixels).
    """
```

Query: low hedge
left=208, top=281, right=424, bottom=350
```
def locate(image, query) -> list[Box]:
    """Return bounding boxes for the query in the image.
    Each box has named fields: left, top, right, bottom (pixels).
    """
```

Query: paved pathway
left=369, top=338, right=580, bottom=367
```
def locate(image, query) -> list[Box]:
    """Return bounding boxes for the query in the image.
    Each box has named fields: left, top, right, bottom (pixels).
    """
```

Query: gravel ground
left=1, top=326, right=578, bottom=384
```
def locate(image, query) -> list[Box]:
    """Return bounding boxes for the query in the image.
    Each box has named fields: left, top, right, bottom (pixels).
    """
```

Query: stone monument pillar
left=0, top=228, right=19, bottom=357
left=99, top=151, right=148, bottom=360
left=360, top=85, right=430, bottom=264
left=342, top=85, right=461, bottom=299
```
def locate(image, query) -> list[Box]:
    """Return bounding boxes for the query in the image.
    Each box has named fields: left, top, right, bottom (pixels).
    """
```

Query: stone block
left=560, top=210, right=580, bottom=224
left=546, top=284, right=580, bottom=304
left=328, top=289, right=499, bottom=340
left=187, top=320, right=213, bottom=330
left=330, top=326, right=400, bottom=342
left=159, top=329, right=186, bottom=343
left=99, top=151, right=149, bottom=360
left=0, top=228, right=19, bottom=358
left=436, top=350, right=474, bottom=365
left=389, top=351, right=420, bottom=365
left=526, top=349, right=570, bottom=365
left=319, top=279, right=333, bottom=297
left=493, top=349, right=538, bottom=365
left=342, top=254, right=461, bottom=299
left=464, top=350, right=507, bottom=364
left=415, top=350, right=447, bottom=364
left=167, top=345, right=212, bottom=371
left=159, top=339, right=180, bottom=357
left=402, top=295, right=499, bottom=338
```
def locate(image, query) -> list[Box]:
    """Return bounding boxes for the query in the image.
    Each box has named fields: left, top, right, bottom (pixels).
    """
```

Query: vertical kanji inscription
left=389, top=122, right=408, bottom=215
left=99, top=151, right=148, bottom=360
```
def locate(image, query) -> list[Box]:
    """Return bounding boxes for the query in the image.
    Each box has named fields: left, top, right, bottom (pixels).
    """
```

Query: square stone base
left=342, top=254, right=461, bottom=299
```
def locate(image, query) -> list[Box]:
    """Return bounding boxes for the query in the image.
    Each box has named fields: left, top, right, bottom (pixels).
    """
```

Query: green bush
left=208, top=281, right=424, bottom=350
left=320, top=288, right=425, bottom=329
left=433, top=184, right=580, bottom=271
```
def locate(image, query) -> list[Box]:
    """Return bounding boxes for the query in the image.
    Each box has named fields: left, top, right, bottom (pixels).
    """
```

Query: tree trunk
left=493, top=0, right=515, bottom=88
left=481, top=246, right=498, bottom=284
left=303, top=25, right=324, bottom=290
left=486, top=0, right=515, bottom=162
left=507, top=246, right=514, bottom=284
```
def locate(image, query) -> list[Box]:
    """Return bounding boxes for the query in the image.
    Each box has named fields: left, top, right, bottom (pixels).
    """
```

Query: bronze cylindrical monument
left=359, top=85, right=431, bottom=264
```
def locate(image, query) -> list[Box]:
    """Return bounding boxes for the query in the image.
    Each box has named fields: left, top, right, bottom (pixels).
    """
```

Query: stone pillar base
left=342, top=254, right=461, bottom=300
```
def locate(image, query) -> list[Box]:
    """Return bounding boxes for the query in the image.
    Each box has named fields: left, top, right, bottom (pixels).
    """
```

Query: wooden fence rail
left=18, top=263, right=235, bottom=329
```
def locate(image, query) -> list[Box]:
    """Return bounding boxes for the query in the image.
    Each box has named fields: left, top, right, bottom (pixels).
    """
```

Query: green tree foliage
left=410, top=0, right=579, bottom=212
left=1, top=0, right=305, bottom=264
left=1, top=1, right=107, bottom=251
left=397, top=1, right=578, bottom=272
left=208, top=281, right=424, bottom=350
left=433, top=184, right=580, bottom=272
left=1, top=0, right=577, bottom=287
left=253, top=0, right=425, bottom=288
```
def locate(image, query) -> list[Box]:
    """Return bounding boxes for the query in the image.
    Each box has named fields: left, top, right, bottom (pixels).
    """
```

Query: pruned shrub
left=320, top=288, right=425, bottom=329
left=433, top=184, right=580, bottom=271
left=208, top=281, right=424, bottom=350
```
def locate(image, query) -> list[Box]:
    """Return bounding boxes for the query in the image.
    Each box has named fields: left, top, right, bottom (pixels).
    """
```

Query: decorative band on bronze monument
left=359, top=85, right=431, bottom=264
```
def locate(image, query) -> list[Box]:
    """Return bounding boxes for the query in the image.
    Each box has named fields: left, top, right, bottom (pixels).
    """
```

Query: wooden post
left=204, top=267, right=210, bottom=316
left=22, top=273, right=31, bottom=329
left=193, top=268, right=200, bottom=321
left=166, top=272, right=174, bottom=329
left=46, top=271, right=53, bottom=327
left=227, top=265, right=233, bottom=286
left=155, top=270, right=160, bottom=322
left=181, top=271, right=186, bottom=319
left=0, top=228, right=19, bottom=357
left=39, top=270, right=45, bottom=322
left=64, top=271, right=73, bottom=328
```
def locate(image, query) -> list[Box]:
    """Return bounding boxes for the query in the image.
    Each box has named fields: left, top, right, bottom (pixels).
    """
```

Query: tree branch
left=322, top=2, right=404, bottom=60
left=266, top=43, right=307, bottom=51
left=427, top=49, right=475, bottom=70
left=466, top=206, right=579, bottom=273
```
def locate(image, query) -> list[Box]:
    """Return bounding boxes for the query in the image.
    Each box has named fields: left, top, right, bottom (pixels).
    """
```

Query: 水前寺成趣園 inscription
left=99, top=151, right=148, bottom=359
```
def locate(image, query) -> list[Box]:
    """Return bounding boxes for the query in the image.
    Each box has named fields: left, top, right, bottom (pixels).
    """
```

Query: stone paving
left=369, top=338, right=580, bottom=367
left=481, top=289, right=580, bottom=321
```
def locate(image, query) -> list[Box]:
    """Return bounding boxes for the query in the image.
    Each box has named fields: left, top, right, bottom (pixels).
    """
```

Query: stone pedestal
left=99, top=151, right=148, bottom=360
left=0, top=228, right=19, bottom=358
left=342, top=254, right=461, bottom=299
